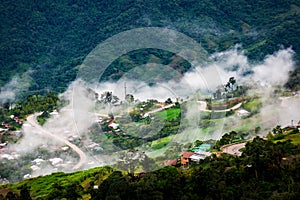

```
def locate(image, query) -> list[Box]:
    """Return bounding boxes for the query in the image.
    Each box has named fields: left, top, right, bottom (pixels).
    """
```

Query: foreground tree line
left=1, top=136, right=300, bottom=199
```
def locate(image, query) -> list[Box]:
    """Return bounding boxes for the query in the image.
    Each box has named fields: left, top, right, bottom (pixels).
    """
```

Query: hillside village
left=1, top=79, right=300, bottom=186
left=1, top=101, right=300, bottom=199
left=0, top=0, right=300, bottom=198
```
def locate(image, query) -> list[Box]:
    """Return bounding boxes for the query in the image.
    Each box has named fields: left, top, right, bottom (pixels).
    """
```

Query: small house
left=49, top=158, right=63, bottom=166
left=32, top=158, right=45, bottom=165
left=108, top=122, right=119, bottom=129
left=30, top=165, right=40, bottom=171
left=181, top=152, right=195, bottom=166
left=190, top=151, right=212, bottom=163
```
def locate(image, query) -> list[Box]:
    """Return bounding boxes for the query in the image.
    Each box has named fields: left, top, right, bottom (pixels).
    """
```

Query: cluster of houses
left=100, top=116, right=126, bottom=137
left=23, top=155, right=77, bottom=179
left=0, top=115, right=23, bottom=131
left=86, top=142, right=103, bottom=152
left=24, top=157, right=67, bottom=179
left=1, top=122, right=11, bottom=129
left=164, top=120, right=300, bottom=169
left=0, top=152, right=20, bottom=160
left=11, top=115, right=23, bottom=124
left=107, top=119, right=132, bottom=139
left=164, top=143, right=212, bottom=168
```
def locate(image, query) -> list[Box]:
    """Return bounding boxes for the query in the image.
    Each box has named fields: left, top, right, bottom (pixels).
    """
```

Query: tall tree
left=19, top=184, right=32, bottom=200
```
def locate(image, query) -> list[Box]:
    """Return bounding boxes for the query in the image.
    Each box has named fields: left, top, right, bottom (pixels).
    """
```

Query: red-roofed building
left=181, top=152, right=195, bottom=166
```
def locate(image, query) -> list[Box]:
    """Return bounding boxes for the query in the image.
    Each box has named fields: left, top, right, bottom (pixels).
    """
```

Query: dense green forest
left=1, top=136, right=300, bottom=199
left=1, top=0, right=300, bottom=94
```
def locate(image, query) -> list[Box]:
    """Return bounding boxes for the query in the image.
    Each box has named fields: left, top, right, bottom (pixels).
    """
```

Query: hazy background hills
left=1, top=0, right=300, bottom=94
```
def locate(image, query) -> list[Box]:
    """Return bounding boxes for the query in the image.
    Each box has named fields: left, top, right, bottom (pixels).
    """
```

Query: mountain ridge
left=0, top=0, right=299, bottom=93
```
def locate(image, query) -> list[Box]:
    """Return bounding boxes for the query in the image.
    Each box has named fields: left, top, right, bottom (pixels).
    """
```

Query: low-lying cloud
left=3, top=46, right=300, bottom=180
left=88, top=46, right=295, bottom=102
left=0, top=70, right=33, bottom=103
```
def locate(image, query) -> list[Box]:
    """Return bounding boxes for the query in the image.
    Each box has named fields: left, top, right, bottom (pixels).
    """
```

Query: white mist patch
left=204, top=46, right=295, bottom=87
left=0, top=70, right=33, bottom=103
left=259, top=95, right=300, bottom=129
left=210, top=45, right=250, bottom=73
left=93, top=80, right=180, bottom=102
left=252, top=48, right=295, bottom=86
left=11, top=122, right=60, bottom=154
left=72, top=46, right=297, bottom=140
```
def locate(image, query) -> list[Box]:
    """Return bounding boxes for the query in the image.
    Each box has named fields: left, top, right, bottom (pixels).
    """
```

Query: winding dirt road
left=26, top=114, right=87, bottom=170
left=221, top=142, right=246, bottom=156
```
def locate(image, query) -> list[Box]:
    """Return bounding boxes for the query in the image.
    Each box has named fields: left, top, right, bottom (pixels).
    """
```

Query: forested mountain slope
left=1, top=0, right=299, bottom=92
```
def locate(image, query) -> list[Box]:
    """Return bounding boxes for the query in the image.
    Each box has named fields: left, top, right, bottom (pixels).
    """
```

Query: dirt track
left=221, top=142, right=246, bottom=156
left=198, top=101, right=242, bottom=113
left=26, top=114, right=87, bottom=170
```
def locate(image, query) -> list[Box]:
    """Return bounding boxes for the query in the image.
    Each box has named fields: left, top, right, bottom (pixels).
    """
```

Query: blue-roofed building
left=192, top=143, right=211, bottom=153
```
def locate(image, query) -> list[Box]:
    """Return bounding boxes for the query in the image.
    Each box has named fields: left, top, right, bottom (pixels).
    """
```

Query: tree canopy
left=1, top=0, right=300, bottom=92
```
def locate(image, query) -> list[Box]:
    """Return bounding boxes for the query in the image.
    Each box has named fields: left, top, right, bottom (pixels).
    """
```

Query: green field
left=151, top=136, right=172, bottom=150
left=4, top=166, right=116, bottom=199
left=275, top=133, right=300, bottom=145
left=155, top=108, right=181, bottom=121
left=243, top=98, right=262, bottom=113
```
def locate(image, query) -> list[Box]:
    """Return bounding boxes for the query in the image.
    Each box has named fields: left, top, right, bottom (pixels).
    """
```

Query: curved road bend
left=222, top=142, right=246, bottom=156
left=27, top=114, right=87, bottom=170
left=198, top=101, right=242, bottom=113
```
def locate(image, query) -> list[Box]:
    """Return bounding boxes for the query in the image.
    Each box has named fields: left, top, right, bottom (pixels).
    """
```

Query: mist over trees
left=0, top=1, right=300, bottom=199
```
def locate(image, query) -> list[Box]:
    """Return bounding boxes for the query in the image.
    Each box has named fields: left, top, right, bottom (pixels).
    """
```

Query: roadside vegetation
left=268, top=125, right=300, bottom=145
left=242, top=97, right=262, bottom=115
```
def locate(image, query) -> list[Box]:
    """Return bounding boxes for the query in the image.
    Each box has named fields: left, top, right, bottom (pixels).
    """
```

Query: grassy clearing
left=147, top=146, right=170, bottom=158
left=243, top=98, right=262, bottom=113
left=155, top=108, right=181, bottom=121
left=151, top=136, right=172, bottom=150
left=275, top=133, right=300, bottom=145
left=8, top=167, right=115, bottom=199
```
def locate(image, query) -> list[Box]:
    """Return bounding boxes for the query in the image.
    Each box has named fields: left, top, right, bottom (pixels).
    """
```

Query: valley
left=0, top=0, right=300, bottom=199
left=1, top=83, right=299, bottom=186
